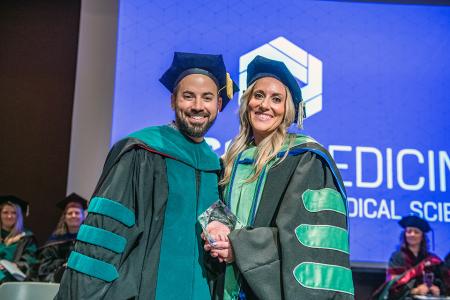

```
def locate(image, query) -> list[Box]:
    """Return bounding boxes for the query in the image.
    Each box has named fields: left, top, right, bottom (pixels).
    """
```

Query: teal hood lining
left=128, top=125, right=220, bottom=171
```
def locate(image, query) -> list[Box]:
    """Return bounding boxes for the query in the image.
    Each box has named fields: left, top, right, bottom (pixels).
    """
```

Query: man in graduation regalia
left=56, top=52, right=238, bottom=300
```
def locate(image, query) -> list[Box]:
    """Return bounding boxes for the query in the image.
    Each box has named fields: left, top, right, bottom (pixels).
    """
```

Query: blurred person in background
left=0, top=195, right=38, bottom=283
left=374, top=215, right=448, bottom=299
left=37, top=193, right=87, bottom=282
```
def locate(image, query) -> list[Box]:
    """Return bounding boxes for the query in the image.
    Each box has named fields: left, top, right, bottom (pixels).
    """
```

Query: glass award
left=198, top=200, right=243, bottom=244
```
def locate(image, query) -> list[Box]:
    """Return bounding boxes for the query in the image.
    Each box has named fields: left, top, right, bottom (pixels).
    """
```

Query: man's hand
left=209, top=240, right=234, bottom=263
left=205, top=221, right=230, bottom=238
left=202, top=220, right=230, bottom=245
left=202, top=221, right=234, bottom=263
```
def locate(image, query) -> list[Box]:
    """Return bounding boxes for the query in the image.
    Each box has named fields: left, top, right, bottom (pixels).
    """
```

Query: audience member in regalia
left=0, top=195, right=38, bottom=283
left=37, top=193, right=87, bottom=282
left=375, top=215, right=448, bottom=298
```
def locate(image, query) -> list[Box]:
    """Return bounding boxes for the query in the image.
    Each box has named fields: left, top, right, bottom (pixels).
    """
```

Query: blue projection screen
left=112, top=0, right=450, bottom=265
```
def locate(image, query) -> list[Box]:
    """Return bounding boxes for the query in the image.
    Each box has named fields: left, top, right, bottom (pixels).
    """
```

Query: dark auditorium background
left=0, top=0, right=80, bottom=244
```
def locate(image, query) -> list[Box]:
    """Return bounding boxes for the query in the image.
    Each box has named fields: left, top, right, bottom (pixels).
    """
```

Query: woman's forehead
left=1, top=204, right=16, bottom=211
left=254, top=77, right=286, bottom=92
left=406, top=226, right=422, bottom=233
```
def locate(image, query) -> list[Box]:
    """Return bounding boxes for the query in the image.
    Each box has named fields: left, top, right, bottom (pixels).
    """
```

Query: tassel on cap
left=226, top=72, right=233, bottom=100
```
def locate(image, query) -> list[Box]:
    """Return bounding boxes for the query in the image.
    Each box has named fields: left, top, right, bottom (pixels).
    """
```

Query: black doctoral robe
left=56, top=125, right=221, bottom=300
left=38, top=233, right=77, bottom=282
left=214, top=140, right=354, bottom=300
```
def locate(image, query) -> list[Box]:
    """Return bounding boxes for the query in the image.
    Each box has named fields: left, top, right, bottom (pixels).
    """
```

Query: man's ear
left=217, top=96, right=223, bottom=112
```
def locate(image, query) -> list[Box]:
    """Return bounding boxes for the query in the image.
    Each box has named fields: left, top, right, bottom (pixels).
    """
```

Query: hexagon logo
left=239, top=37, right=323, bottom=118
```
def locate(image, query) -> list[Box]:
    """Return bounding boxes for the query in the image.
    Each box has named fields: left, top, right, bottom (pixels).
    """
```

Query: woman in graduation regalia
left=203, top=56, right=354, bottom=299
left=37, top=193, right=87, bottom=282
left=0, top=195, right=38, bottom=283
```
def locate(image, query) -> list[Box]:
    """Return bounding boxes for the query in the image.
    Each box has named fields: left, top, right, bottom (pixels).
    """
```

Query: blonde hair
left=221, top=80, right=297, bottom=185
left=0, top=202, right=25, bottom=245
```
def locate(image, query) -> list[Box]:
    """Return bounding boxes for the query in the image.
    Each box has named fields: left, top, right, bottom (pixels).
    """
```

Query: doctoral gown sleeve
left=56, top=142, right=168, bottom=300
left=229, top=151, right=354, bottom=300
left=38, top=243, right=69, bottom=282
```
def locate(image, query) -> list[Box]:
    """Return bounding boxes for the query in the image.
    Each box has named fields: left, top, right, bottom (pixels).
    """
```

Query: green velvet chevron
left=295, top=224, right=349, bottom=253
left=302, top=188, right=346, bottom=215
left=77, top=224, right=126, bottom=253
left=67, top=251, right=119, bottom=282
left=88, top=197, right=135, bottom=227
left=293, top=262, right=354, bottom=295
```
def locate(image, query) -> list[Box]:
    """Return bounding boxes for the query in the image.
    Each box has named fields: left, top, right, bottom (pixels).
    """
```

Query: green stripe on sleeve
left=88, top=197, right=135, bottom=227
left=67, top=251, right=119, bottom=282
left=77, top=224, right=126, bottom=253
left=295, top=224, right=349, bottom=253
left=293, top=262, right=354, bottom=295
left=302, top=188, right=346, bottom=215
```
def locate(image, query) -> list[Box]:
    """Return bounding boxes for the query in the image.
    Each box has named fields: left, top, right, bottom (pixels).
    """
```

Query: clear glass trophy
left=198, top=200, right=243, bottom=244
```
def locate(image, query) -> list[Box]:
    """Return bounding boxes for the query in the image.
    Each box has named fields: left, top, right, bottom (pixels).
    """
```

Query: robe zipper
left=195, top=169, right=200, bottom=215
left=191, top=168, right=201, bottom=300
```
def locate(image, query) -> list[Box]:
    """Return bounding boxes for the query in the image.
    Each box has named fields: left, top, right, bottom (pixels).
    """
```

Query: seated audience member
left=38, top=193, right=87, bottom=282
left=444, top=252, right=450, bottom=296
left=0, top=195, right=38, bottom=283
left=376, top=215, right=447, bottom=299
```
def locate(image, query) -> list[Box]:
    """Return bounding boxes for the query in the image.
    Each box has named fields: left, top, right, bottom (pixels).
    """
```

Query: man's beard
left=174, top=108, right=216, bottom=139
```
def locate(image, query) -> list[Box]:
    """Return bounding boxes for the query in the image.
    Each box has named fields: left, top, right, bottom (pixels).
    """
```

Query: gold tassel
left=226, top=72, right=233, bottom=99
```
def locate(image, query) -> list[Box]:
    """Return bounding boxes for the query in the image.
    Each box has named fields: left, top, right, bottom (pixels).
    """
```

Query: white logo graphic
left=239, top=37, right=323, bottom=118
